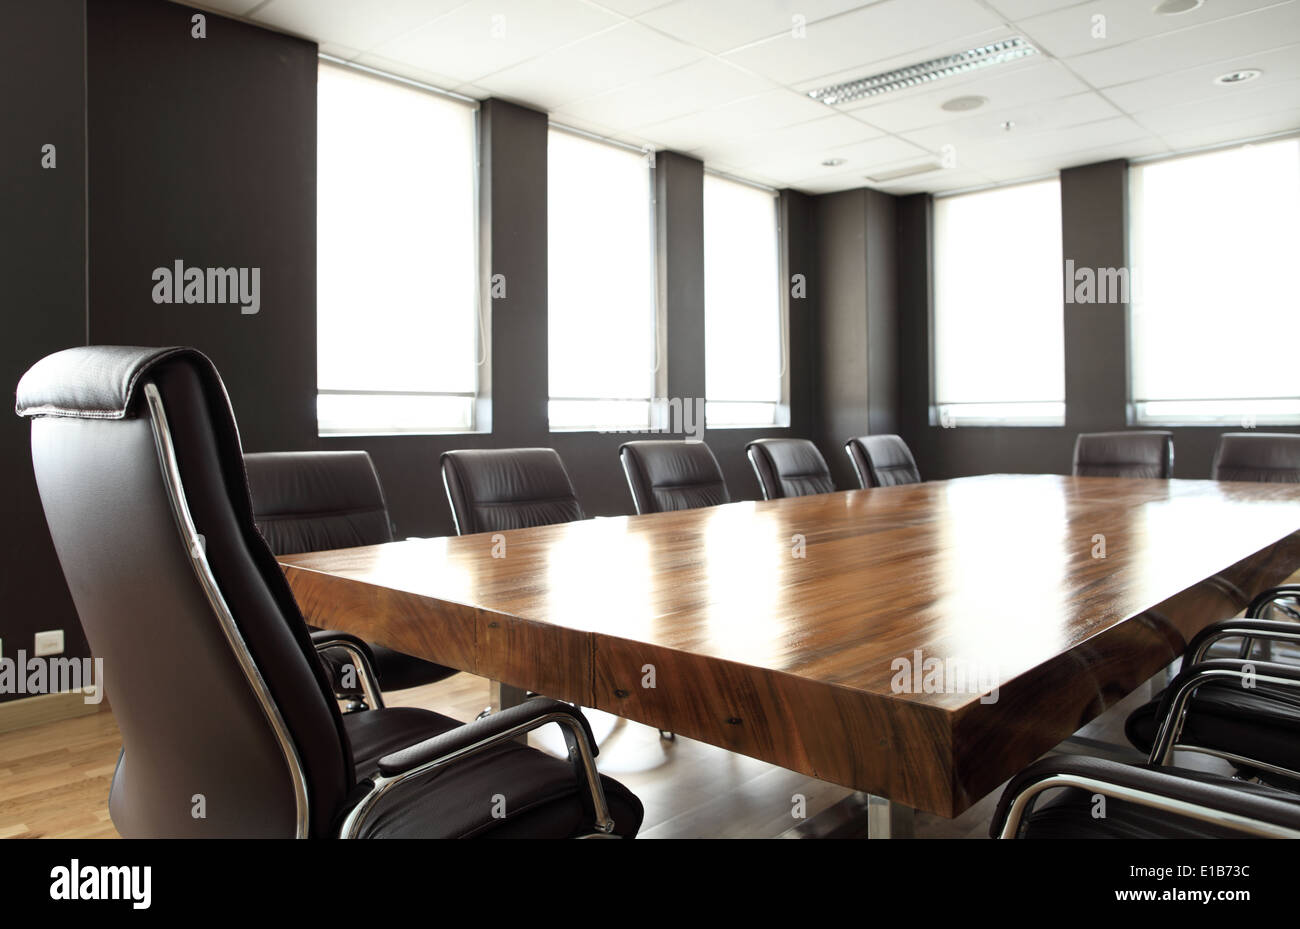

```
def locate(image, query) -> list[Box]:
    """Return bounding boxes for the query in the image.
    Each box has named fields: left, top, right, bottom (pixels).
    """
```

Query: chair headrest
left=16, top=345, right=204, bottom=420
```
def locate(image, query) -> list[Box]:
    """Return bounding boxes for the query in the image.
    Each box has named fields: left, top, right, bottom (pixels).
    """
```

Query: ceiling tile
left=554, top=57, right=776, bottom=130
left=721, top=0, right=1004, bottom=86
left=637, top=0, right=873, bottom=54
left=1103, top=43, right=1300, bottom=113
left=637, top=89, right=831, bottom=150
left=1063, top=0, right=1300, bottom=88
left=904, top=91, right=1122, bottom=151
left=1016, top=0, right=1285, bottom=62
left=587, top=0, right=675, bottom=15
left=473, top=22, right=703, bottom=110
left=349, top=52, right=466, bottom=92
left=1133, top=77, right=1300, bottom=134
left=983, top=0, right=1087, bottom=20
left=253, top=0, right=465, bottom=52
left=372, top=0, right=621, bottom=84
left=692, top=113, right=881, bottom=164
left=1157, top=108, right=1300, bottom=149
left=843, top=59, right=1090, bottom=134
left=720, top=131, right=925, bottom=184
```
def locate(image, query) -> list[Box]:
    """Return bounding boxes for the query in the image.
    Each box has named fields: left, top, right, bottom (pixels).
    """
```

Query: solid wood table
left=279, top=474, right=1300, bottom=825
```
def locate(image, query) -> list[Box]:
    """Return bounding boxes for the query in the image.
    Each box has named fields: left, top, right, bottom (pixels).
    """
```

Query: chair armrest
left=1188, top=618, right=1300, bottom=664
left=339, top=698, right=614, bottom=839
left=992, top=754, right=1300, bottom=839
left=1247, top=585, right=1300, bottom=619
left=376, top=697, right=597, bottom=776
left=309, top=630, right=384, bottom=710
left=1148, top=657, right=1300, bottom=776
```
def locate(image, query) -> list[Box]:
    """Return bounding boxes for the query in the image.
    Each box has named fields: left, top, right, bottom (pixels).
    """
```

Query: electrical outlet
left=34, top=629, right=64, bottom=657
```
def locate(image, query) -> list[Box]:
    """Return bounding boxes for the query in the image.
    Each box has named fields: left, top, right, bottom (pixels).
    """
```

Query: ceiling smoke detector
left=941, top=95, right=988, bottom=112
left=808, top=37, right=1038, bottom=106
left=821, top=157, right=846, bottom=167
left=1214, top=69, right=1261, bottom=85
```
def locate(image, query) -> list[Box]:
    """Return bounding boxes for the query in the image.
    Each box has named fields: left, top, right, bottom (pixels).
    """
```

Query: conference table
left=278, top=474, right=1300, bottom=836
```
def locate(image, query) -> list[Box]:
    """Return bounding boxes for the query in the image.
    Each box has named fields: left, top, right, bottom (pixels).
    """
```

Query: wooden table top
left=281, top=474, right=1300, bottom=816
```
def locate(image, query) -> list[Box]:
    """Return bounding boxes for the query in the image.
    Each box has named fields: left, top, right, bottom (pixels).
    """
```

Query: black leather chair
left=1212, top=433, right=1300, bottom=483
left=1072, top=431, right=1173, bottom=479
left=745, top=438, right=834, bottom=500
left=1123, top=586, right=1300, bottom=787
left=440, top=448, right=583, bottom=535
left=844, top=434, right=921, bottom=488
left=17, top=346, right=643, bottom=838
left=991, top=753, right=1300, bottom=838
left=244, top=451, right=457, bottom=702
left=619, top=440, right=729, bottom=514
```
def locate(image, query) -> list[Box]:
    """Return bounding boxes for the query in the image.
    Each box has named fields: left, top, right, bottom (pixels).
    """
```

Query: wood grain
left=281, top=475, right=1300, bottom=816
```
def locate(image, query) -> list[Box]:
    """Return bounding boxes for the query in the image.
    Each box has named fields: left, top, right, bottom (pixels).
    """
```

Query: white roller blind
left=933, top=179, right=1064, bottom=426
left=1130, top=137, right=1300, bottom=425
left=548, top=129, right=656, bottom=431
left=316, top=63, right=480, bottom=435
left=704, top=174, right=783, bottom=428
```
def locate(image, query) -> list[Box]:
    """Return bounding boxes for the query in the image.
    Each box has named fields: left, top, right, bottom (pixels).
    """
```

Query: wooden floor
left=0, top=664, right=1201, bottom=839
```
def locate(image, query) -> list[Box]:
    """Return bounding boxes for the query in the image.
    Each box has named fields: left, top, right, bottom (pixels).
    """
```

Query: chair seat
left=342, top=706, right=644, bottom=838
left=317, top=640, right=457, bottom=696
left=1126, top=680, right=1300, bottom=782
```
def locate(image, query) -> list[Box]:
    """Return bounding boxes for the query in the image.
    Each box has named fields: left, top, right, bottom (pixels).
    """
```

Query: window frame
left=702, top=169, right=789, bottom=430
left=315, top=59, right=486, bottom=438
left=930, top=176, right=1066, bottom=428
left=1126, top=135, right=1300, bottom=428
left=546, top=123, right=662, bottom=434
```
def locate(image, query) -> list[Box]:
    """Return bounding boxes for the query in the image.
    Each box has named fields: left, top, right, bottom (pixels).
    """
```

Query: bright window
left=316, top=63, right=480, bottom=435
left=704, top=174, right=784, bottom=427
left=548, top=129, right=656, bottom=431
left=1130, top=137, right=1300, bottom=425
left=933, top=178, right=1064, bottom=426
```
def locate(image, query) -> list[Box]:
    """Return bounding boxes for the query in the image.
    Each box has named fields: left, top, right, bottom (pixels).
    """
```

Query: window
left=1129, top=137, right=1300, bottom=426
left=548, top=128, right=657, bottom=431
left=704, top=173, right=784, bottom=428
left=932, top=179, right=1064, bottom=426
left=316, top=63, right=480, bottom=435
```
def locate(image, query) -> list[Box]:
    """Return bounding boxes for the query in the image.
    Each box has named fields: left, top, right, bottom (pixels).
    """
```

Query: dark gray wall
left=2, top=0, right=826, bottom=677
left=814, top=187, right=898, bottom=488
left=893, top=163, right=1299, bottom=480
left=0, top=0, right=89, bottom=695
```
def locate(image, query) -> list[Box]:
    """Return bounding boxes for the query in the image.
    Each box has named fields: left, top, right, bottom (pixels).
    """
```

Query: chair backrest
left=1072, top=431, right=1174, bottom=479
left=245, top=450, right=393, bottom=555
left=746, top=438, right=834, bottom=499
left=440, top=448, right=584, bottom=535
left=844, top=434, right=921, bottom=488
left=619, top=440, right=730, bottom=514
left=16, top=346, right=352, bottom=838
left=1212, top=433, right=1300, bottom=483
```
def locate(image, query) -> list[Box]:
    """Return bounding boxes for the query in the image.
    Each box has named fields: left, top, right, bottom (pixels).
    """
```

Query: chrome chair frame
left=338, top=709, right=615, bottom=839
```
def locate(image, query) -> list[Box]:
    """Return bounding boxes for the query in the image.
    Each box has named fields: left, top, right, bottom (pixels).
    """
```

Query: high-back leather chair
left=746, top=438, right=834, bottom=500
left=245, top=451, right=456, bottom=696
left=440, top=448, right=584, bottom=535
left=844, top=434, right=921, bottom=488
left=1212, top=433, right=1300, bottom=483
left=619, top=440, right=730, bottom=514
left=17, top=346, right=642, bottom=838
left=1072, top=431, right=1174, bottom=479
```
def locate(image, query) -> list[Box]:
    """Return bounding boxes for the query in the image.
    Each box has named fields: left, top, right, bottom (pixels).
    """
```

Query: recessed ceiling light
left=941, top=95, right=988, bottom=112
left=1154, top=0, right=1203, bottom=14
left=1215, top=69, right=1261, bottom=85
left=808, top=37, right=1038, bottom=105
left=821, top=157, right=846, bottom=167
